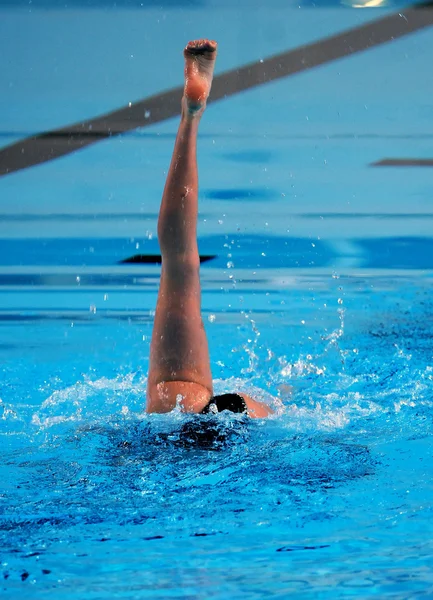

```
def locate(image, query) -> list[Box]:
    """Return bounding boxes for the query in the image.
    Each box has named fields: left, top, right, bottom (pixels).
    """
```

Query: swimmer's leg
left=146, top=40, right=217, bottom=414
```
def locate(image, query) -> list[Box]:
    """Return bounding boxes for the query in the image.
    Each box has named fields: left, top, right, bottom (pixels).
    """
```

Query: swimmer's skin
left=146, top=39, right=271, bottom=419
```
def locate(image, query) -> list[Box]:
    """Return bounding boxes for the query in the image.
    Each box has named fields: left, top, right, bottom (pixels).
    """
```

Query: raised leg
left=146, top=40, right=217, bottom=414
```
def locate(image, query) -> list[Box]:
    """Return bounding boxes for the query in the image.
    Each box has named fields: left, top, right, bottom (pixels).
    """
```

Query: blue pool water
left=2, top=0, right=433, bottom=596
left=2, top=275, right=433, bottom=597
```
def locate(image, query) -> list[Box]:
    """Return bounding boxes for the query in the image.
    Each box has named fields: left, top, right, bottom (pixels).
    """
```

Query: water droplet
left=144, top=110, right=151, bottom=119
left=90, top=304, right=97, bottom=314
left=338, top=298, right=343, bottom=305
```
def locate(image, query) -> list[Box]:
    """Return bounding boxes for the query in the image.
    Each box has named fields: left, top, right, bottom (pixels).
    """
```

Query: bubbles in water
left=241, top=315, right=262, bottom=375
left=89, top=304, right=97, bottom=314
left=0, top=399, right=17, bottom=421
left=175, top=394, right=184, bottom=410
left=144, top=110, right=151, bottom=119
left=208, top=314, right=216, bottom=323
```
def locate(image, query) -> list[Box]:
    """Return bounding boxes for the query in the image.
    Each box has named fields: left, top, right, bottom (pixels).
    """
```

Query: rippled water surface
left=2, top=274, right=433, bottom=598
left=2, top=0, right=433, bottom=594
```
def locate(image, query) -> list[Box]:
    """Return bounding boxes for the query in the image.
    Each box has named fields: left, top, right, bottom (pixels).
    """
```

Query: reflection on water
left=2, top=235, right=433, bottom=270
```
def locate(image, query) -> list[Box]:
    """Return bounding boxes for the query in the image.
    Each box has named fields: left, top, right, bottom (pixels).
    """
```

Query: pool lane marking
left=3, top=211, right=433, bottom=223
left=1, top=3, right=433, bottom=178
left=371, top=158, right=433, bottom=166
left=120, top=254, right=216, bottom=264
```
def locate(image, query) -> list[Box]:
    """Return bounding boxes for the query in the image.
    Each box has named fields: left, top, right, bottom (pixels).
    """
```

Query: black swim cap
left=201, top=393, right=247, bottom=414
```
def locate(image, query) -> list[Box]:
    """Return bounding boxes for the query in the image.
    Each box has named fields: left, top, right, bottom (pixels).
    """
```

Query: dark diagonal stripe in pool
left=1, top=3, right=433, bottom=177
left=371, top=158, right=433, bottom=167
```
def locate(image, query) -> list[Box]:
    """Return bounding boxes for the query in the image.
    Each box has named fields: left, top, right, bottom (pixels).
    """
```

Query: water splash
left=2, top=289, right=433, bottom=597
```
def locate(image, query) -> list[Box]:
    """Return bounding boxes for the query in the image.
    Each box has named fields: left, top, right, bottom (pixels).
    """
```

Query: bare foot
left=183, top=39, right=217, bottom=116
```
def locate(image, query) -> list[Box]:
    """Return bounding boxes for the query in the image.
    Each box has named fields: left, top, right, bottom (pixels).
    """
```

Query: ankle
left=181, top=97, right=205, bottom=122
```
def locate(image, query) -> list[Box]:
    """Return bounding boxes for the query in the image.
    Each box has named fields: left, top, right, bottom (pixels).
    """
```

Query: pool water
left=2, top=0, right=433, bottom=596
left=2, top=273, right=433, bottom=598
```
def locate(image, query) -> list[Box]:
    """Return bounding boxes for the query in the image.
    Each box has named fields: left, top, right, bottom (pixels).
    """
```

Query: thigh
left=147, top=259, right=213, bottom=401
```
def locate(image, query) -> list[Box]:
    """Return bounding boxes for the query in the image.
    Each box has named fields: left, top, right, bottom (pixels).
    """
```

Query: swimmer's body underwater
left=147, top=39, right=272, bottom=419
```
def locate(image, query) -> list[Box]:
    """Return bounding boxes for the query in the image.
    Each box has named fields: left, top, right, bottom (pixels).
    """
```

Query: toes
left=184, top=39, right=217, bottom=56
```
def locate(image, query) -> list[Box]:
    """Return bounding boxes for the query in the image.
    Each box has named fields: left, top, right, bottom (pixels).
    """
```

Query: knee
left=163, top=254, right=201, bottom=279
